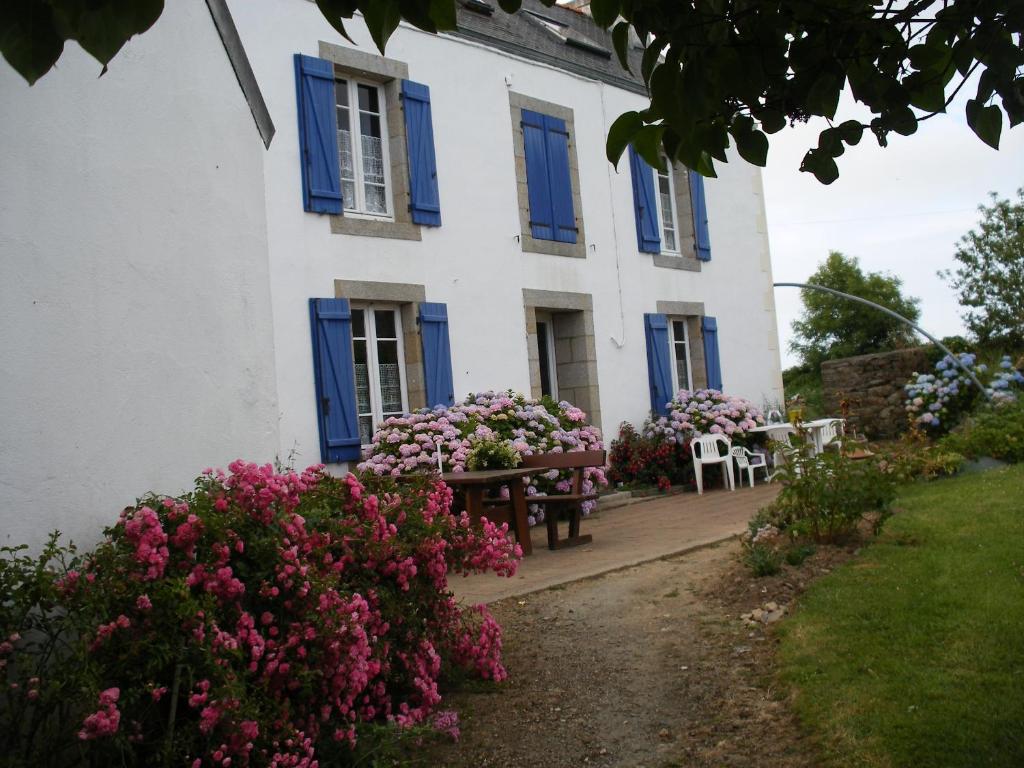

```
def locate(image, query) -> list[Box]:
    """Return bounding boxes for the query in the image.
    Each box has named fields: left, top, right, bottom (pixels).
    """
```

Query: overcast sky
left=762, top=94, right=1024, bottom=369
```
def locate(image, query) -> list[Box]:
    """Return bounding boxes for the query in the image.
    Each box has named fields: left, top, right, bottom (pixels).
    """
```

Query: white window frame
left=669, top=317, right=694, bottom=393
left=535, top=311, right=559, bottom=400
left=653, top=160, right=681, bottom=256
left=335, top=77, right=393, bottom=220
left=350, top=303, right=409, bottom=446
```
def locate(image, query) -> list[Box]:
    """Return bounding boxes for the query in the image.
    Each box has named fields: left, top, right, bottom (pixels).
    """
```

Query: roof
left=450, top=0, right=646, bottom=95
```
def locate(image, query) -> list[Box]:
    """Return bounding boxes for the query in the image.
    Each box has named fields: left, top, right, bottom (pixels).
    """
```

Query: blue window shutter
left=688, top=170, right=711, bottom=261
left=294, top=54, right=342, bottom=214
left=400, top=80, right=442, bottom=227
left=309, top=298, right=361, bottom=463
left=521, top=109, right=554, bottom=241
left=702, top=316, right=723, bottom=391
left=544, top=115, right=577, bottom=244
left=644, top=313, right=673, bottom=416
left=419, top=302, right=455, bottom=407
left=629, top=145, right=661, bottom=253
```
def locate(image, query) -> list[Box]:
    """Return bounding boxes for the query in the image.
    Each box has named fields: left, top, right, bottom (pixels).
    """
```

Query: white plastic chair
left=690, top=434, right=735, bottom=494
left=731, top=447, right=769, bottom=487
left=816, top=419, right=844, bottom=453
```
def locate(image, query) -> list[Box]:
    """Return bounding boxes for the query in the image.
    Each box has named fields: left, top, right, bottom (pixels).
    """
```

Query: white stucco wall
left=228, top=0, right=778, bottom=462
left=0, top=2, right=280, bottom=549
left=230, top=0, right=782, bottom=464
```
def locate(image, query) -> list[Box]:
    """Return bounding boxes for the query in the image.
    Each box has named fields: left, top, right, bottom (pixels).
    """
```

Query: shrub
left=607, top=421, right=693, bottom=489
left=904, top=353, right=1023, bottom=434
left=466, top=435, right=521, bottom=471
left=785, top=543, right=817, bottom=566
left=652, top=388, right=765, bottom=445
left=940, top=398, right=1024, bottom=463
left=0, top=462, right=520, bottom=767
left=740, top=521, right=784, bottom=577
left=743, top=542, right=783, bottom=577
left=762, top=441, right=898, bottom=544
left=886, top=436, right=965, bottom=481
left=359, top=391, right=606, bottom=522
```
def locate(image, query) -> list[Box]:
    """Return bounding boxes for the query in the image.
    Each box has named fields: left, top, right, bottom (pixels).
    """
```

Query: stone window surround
left=318, top=41, right=421, bottom=242
left=656, top=300, right=708, bottom=390
left=523, top=289, right=601, bottom=429
left=509, top=92, right=587, bottom=259
left=652, top=163, right=701, bottom=272
left=334, top=280, right=428, bottom=410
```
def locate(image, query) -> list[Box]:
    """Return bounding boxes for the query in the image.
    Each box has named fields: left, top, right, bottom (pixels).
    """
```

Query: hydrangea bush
left=0, top=462, right=520, bottom=767
left=648, top=388, right=765, bottom=445
left=359, top=392, right=607, bottom=522
left=904, top=354, right=1024, bottom=433
left=607, top=421, right=693, bottom=491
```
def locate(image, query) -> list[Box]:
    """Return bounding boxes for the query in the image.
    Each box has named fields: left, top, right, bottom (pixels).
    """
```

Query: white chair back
left=819, top=421, right=838, bottom=447
left=691, top=434, right=730, bottom=460
left=730, top=446, right=749, bottom=468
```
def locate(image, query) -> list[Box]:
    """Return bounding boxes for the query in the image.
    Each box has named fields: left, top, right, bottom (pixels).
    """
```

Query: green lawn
left=777, top=465, right=1024, bottom=768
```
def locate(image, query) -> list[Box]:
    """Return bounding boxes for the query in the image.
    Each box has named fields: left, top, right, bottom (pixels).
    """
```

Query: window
left=654, top=163, right=679, bottom=254
left=536, top=312, right=558, bottom=399
left=510, top=94, right=586, bottom=257
left=670, top=318, right=693, bottom=392
left=351, top=304, right=408, bottom=444
left=335, top=78, right=391, bottom=217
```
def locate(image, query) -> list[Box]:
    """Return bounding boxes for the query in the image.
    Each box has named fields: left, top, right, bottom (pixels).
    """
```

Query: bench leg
left=545, top=510, right=559, bottom=550
left=508, top=483, right=533, bottom=556
left=546, top=505, right=593, bottom=550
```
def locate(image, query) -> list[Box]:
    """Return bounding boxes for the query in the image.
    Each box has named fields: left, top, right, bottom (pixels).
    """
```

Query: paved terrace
left=452, top=483, right=780, bottom=604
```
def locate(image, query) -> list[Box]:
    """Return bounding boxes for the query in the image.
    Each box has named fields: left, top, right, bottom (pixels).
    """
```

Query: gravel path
left=422, top=540, right=838, bottom=768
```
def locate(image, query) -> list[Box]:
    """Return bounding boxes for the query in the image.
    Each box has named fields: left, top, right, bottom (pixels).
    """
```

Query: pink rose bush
left=359, top=391, right=607, bottom=522
left=0, top=462, right=520, bottom=767
left=647, top=388, right=765, bottom=444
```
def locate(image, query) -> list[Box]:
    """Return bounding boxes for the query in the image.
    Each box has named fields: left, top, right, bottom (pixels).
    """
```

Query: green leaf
left=362, top=0, right=402, bottom=53
left=837, top=120, right=864, bottom=146
left=649, top=60, right=682, bottom=125
left=733, top=125, right=769, bottom=166
left=908, top=42, right=948, bottom=71
left=692, top=152, right=717, bottom=179
left=905, top=72, right=947, bottom=113
left=611, top=20, right=631, bottom=74
left=817, top=127, right=845, bottom=158
left=800, top=148, right=839, bottom=185
left=398, top=0, right=437, bottom=33
left=588, top=0, right=619, bottom=29
left=0, top=0, right=64, bottom=84
left=805, top=71, right=843, bottom=118
left=54, top=0, right=164, bottom=67
left=315, top=0, right=358, bottom=42
left=640, top=38, right=667, bottom=85
left=887, top=106, right=918, bottom=136
left=633, top=124, right=666, bottom=171
left=756, top=108, right=786, bottom=134
left=606, top=110, right=642, bottom=167
left=428, top=0, right=458, bottom=31
left=965, top=99, right=1002, bottom=149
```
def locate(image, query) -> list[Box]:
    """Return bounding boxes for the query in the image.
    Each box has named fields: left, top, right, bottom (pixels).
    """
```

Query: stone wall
left=821, top=347, right=930, bottom=438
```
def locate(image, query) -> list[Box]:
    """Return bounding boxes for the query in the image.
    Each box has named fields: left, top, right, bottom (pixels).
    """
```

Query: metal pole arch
left=773, top=282, right=991, bottom=400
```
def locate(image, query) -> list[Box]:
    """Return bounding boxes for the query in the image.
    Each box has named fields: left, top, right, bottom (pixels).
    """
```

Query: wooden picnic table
left=441, top=467, right=538, bottom=556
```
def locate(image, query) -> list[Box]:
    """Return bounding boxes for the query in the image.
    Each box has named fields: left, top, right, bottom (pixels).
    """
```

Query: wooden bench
left=521, top=449, right=606, bottom=551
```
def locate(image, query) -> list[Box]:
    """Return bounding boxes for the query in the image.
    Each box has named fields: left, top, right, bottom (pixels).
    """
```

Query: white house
left=0, top=0, right=783, bottom=548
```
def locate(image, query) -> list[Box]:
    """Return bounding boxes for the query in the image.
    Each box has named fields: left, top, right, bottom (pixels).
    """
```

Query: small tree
left=790, top=251, right=920, bottom=368
left=941, top=189, right=1024, bottom=349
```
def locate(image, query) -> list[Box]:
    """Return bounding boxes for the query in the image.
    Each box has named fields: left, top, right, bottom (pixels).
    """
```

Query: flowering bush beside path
left=359, top=391, right=607, bottom=522
left=0, top=461, right=520, bottom=767
left=904, top=353, right=1024, bottom=433
left=609, top=389, right=765, bottom=489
